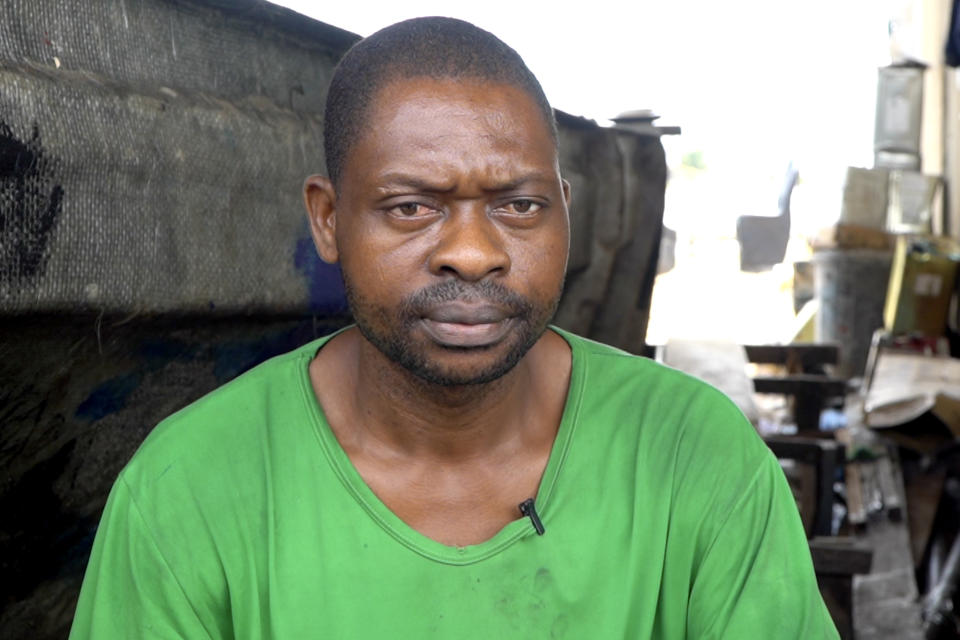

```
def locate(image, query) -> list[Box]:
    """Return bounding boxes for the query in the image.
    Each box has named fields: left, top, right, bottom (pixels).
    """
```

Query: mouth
left=419, top=302, right=516, bottom=348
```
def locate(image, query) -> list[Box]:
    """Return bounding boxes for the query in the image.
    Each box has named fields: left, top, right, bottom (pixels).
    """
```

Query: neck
left=310, top=327, right=569, bottom=463
left=350, top=333, right=542, bottom=460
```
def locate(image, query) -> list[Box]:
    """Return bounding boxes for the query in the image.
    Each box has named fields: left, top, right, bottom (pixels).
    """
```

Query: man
left=71, top=17, right=837, bottom=638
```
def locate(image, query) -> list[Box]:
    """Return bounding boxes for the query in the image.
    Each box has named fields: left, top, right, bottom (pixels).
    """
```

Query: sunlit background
left=270, top=1, right=900, bottom=344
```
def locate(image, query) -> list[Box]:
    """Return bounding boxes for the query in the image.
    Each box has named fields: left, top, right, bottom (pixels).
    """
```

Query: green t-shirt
left=71, top=328, right=838, bottom=639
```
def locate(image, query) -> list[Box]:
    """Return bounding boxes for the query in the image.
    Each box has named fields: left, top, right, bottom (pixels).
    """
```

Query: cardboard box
left=886, top=171, right=940, bottom=234
left=840, top=167, right=889, bottom=229
left=865, top=351, right=960, bottom=454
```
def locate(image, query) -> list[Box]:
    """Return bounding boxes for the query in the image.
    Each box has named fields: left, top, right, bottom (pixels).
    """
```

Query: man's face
left=314, top=77, right=570, bottom=386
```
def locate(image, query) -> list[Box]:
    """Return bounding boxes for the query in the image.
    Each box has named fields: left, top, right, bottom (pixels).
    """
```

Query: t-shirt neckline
left=296, top=325, right=586, bottom=565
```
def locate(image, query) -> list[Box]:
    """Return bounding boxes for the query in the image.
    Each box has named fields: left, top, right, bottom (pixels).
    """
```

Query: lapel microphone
left=518, top=498, right=545, bottom=535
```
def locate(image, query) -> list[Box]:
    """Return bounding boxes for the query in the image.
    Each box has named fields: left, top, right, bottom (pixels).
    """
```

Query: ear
left=303, top=175, right=339, bottom=264
left=561, top=178, right=572, bottom=208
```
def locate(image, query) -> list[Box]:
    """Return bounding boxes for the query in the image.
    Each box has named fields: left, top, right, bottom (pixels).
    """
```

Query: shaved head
left=323, top=16, right=557, bottom=188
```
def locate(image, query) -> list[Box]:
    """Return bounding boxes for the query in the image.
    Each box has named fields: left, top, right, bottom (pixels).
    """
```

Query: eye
left=387, top=202, right=436, bottom=217
left=498, top=199, right=543, bottom=216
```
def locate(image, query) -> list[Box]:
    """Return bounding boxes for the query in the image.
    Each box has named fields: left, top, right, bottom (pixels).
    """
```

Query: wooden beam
left=744, top=344, right=840, bottom=366
left=752, top=375, right=848, bottom=396
left=810, top=537, right=874, bottom=575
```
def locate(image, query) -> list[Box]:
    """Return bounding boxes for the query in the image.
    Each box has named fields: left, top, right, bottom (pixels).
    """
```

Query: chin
left=379, top=330, right=541, bottom=387
left=409, top=349, right=528, bottom=387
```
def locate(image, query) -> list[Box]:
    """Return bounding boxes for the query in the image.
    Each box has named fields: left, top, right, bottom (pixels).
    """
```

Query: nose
left=427, top=207, right=510, bottom=281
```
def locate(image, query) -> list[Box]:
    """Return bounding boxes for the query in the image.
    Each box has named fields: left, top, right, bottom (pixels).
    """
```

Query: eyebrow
left=375, top=171, right=554, bottom=194
left=376, top=174, right=455, bottom=194
left=481, top=172, right=555, bottom=193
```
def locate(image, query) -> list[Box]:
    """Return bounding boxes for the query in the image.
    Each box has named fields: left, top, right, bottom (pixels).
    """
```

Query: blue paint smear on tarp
left=75, top=373, right=142, bottom=421
left=212, top=325, right=306, bottom=384
left=213, top=342, right=274, bottom=384
left=294, top=233, right=348, bottom=315
left=139, top=339, right=198, bottom=372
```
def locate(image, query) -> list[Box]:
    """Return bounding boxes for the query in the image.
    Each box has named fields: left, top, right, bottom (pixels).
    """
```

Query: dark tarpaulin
left=948, top=0, right=960, bottom=67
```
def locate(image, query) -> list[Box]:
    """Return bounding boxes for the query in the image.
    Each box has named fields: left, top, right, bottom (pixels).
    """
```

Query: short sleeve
left=686, top=453, right=839, bottom=639
left=69, top=476, right=219, bottom=640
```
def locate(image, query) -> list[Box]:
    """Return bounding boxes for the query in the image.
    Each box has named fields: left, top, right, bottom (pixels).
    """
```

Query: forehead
left=341, top=77, right=558, bottom=188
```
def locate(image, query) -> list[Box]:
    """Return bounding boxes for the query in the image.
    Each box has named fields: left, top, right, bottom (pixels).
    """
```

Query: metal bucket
left=813, top=249, right=894, bottom=378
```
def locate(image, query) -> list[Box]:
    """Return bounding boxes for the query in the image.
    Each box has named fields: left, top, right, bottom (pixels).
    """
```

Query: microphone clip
left=518, top=498, right=545, bottom=535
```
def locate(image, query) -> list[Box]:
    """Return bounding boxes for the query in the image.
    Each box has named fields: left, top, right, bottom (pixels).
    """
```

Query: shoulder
left=558, top=327, right=771, bottom=494
left=119, top=335, right=327, bottom=494
left=559, top=327, right=727, bottom=394
left=559, top=327, right=755, bottom=439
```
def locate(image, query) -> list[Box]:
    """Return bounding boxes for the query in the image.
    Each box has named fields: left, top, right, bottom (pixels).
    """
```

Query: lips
left=419, top=302, right=515, bottom=347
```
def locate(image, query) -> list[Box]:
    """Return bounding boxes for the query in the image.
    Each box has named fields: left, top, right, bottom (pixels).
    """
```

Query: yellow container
left=883, top=235, right=960, bottom=336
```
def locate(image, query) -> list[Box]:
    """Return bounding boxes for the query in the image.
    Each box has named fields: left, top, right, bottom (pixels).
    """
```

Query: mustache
left=401, top=280, right=533, bottom=316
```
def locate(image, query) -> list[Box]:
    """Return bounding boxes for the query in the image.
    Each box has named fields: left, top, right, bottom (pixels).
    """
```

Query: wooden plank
left=875, top=455, right=903, bottom=521
left=810, top=537, right=874, bottom=575
left=810, top=539, right=873, bottom=639
left=845, top=461, right=868, bottom=527
left=744, top=344, right=840, bottom=367
left=753, top=375, right=848, bottom=396
left=754, top=375, right=848, bottom=431
left=764, top=436, right=839, bottom=465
